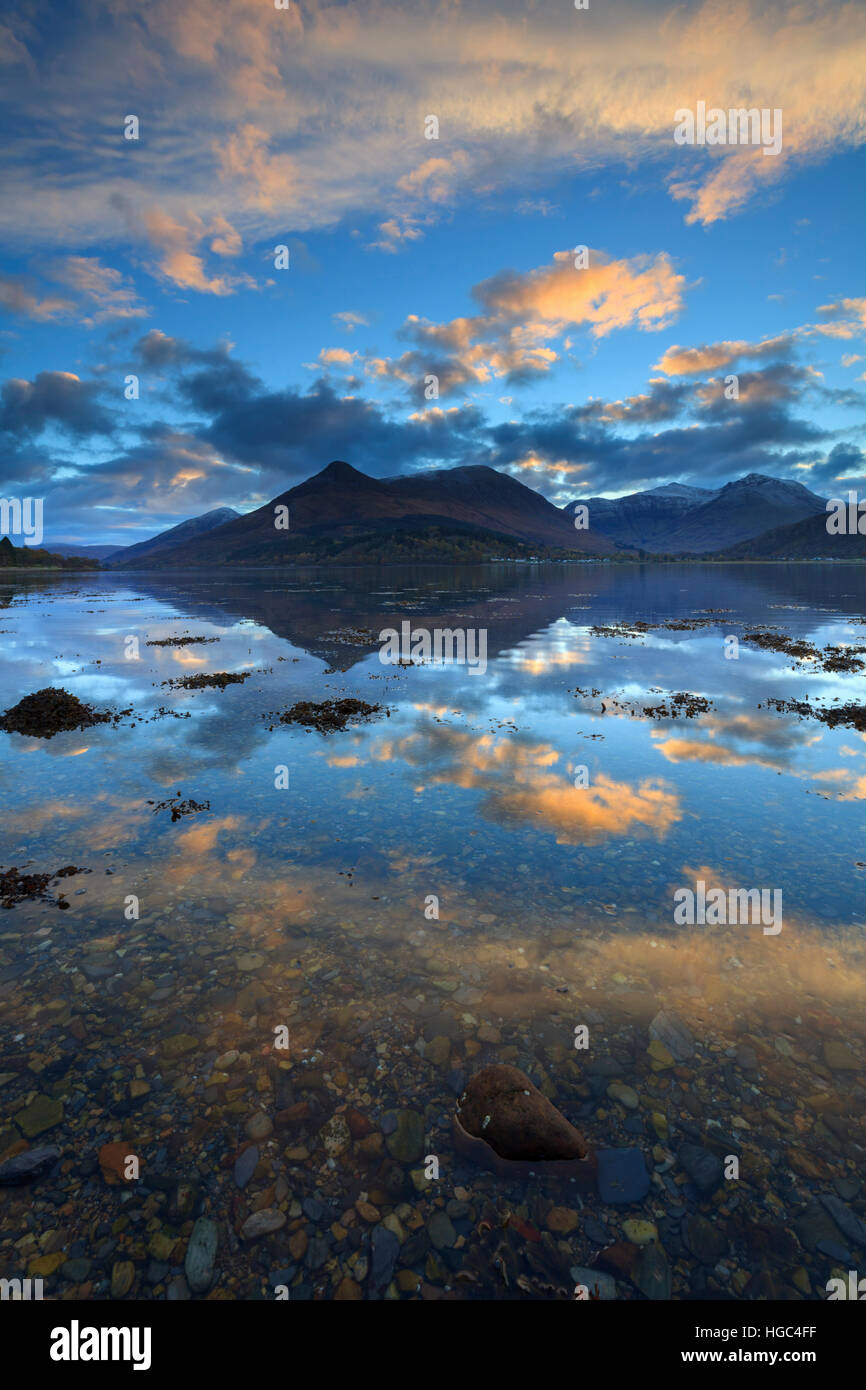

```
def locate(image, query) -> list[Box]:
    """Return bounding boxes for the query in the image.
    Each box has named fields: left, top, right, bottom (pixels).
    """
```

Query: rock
left=29, top=1252, right=65, bottom=1277
left=682, top=1213, right=726, bottom=1263
left=289, top=1230, right=308, bottom=1261
left=148, top=1232, right=176, bottom=1262
left=0, top=1144, right=61, bottom=1185
left=110, top=1260, right=135, bottom=1297
left=371, top=1225, right=400, bottom=1287
left=596, top=1147, right=650, bottom=1204
left=346, top=1108, right=372, bottom=1139
left=584, top=1216, right=612, bottom=1245
left=61, top=1258, right=92, bottom=1282
left=167, top=1276, right=190, bottom=1301
left=385, top=1110, right=424, bottom=1163
left=161, top=1033, right=198, bottom=1059
left=335, top=1276, right=362, bottom=1299
left=17, top=1095, right=63, bottom=1139
left=817, top=1238, right=851, bottom=1262
left=425, top=1035, right=451, bottom=1066
left=736, top=1044, right=759, bottom=1071
left=244, top=1112, right=273, bottom=1142
left=622, top=1219, right=657, bottom=1246
left=570, top=1265, right=617, bottom=1300
left=819, top=1194, right=866, bottom=1248
left=793, top=1202, right=842, bottom=1253
left=823, top=1040, right=860, bottom=1072
left=305, top=1237, right=329, bottom=1271
left=237, top=952, right=265, bottom=971
left=678, top=1143, right=723, bottom=1194
left=547, top=1206, right=580, bottom=1235
left=234, top=1145, right=258, bottom=1190
left=98, top=1141, right=136, bottom=1185
left=607, top=1081, right=639, bottom=1110
left=185, top=1216, right=219, bottom=1292
left=633, top=1242, right=671, bottom=1300
left=648, top=1011, right=695, bottom=1061
left=786, top=1147, right=832, bottom=1180
left=241, top=1209, right=286, bottom=1241
left=320, top=1113, right=351, bottom=1158
left=427, top=1210, right=456, bottom=1249
left=650, top=1112, right=668, bottom=1142
left=647, top=1040, right=674, bottom=1071
left=457, top=1064, right=590, bottom=1161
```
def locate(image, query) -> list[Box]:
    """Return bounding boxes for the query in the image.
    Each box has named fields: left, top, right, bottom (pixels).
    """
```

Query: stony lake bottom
left=0, top=561, right=864, bottom=1301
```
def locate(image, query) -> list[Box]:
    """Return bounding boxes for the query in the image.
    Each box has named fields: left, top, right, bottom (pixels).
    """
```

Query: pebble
left=597, top=1148, right=650, bottom=1204
left=241, top=1209, right=286, bottom=1241
left=184, top=1216, right=219, bottom=1291
left=234, top=1145, right=258, bottom=1190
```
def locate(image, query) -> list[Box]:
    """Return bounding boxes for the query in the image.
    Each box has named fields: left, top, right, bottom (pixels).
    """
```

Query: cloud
left=333, top=311, right=369, bottom=332
left=140, top=208, right=256, bottom=295
left=2, top=0, right=862, bottom=252
left=0, top=371, right=112, bottom=437
left=362, top=249, right=686, bottom=398
left=655, top=335, right=797, bottom=376
left=48, top=256, right=148, bottom=323
left=369, top=216, right=425, bottom=254
left=0, top=274, right=76, bottom=322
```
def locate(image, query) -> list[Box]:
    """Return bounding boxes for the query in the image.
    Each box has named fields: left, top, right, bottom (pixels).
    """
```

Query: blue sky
left=0, top=0, right=864, bottom=545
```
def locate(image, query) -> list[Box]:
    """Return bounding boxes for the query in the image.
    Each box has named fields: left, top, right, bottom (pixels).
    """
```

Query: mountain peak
left=316, top=460, right=370, bottom=483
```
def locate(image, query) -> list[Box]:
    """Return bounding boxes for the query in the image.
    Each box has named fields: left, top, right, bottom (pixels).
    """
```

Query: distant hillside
left=114, top=461, right=623, bottom=568
left=720, top=509, right=866, bottom=559
left=566, top=473, right=827, bottom=554
left=46, top=542, right=125, bottom=561
left=565, top=482, right=718, bottom=550
left=0, top=536, right=99, bottom=569
left=105, top=507, right=240, bottom=567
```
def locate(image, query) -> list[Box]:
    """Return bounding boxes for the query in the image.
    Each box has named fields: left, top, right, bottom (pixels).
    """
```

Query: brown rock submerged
left=455, top=1064, right=597, bottom=1182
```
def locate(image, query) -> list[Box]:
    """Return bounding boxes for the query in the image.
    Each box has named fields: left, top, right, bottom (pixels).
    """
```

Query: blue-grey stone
left=234, top=1145, right=258, bottom=1190
left=184, top=1216, right=218, bottom=1293
left=371, top=1225, right=399, bottom=1287
left=597, top=1147, right=650, bottom=1204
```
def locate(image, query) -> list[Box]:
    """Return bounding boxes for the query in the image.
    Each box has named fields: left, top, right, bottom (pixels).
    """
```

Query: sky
left=0, top=0, right=864, bottom=546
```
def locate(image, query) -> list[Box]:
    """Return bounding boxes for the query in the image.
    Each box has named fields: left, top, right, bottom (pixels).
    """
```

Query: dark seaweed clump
left=162, top=671, right=251, bottom=690
left=147, top=792, right=210, bottom=822
left=268, top=698, right=383, bottom=732
left=146, top=635, right=219, bottom=648
left=1, top=864, right=87, bottom=910
left=0, top=687, right=115, bottom=738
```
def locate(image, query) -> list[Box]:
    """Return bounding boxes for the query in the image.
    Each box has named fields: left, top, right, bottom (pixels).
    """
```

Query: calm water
left=1, top=562, right=865, bottom=1300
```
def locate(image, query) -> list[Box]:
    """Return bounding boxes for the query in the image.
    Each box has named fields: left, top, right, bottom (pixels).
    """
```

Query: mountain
left=112, top=461, right=622, bottom=567
left=104, top=507, right=240, bottom=567
left=43, top=542, right=125, bottom=560
left=565, top=473, right=827, bottom=554
left=565, top=482, right=718, bottom=550
left=720, top=508, right=866, bottom=559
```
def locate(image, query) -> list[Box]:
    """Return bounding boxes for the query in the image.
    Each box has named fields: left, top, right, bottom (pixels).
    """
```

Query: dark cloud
left=0, top=371, right=113, bottom=437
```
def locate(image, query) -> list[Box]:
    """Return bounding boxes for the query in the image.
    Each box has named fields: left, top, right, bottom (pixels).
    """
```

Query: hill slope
left=104, top=507, right=240, bottom=567
left=720, top=508, right=866, bottom=559
left=114, top=461, right=622, bottom=567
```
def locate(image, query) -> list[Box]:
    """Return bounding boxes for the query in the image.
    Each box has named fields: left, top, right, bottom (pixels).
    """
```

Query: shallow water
left=1, top=562, right=865, bottom=1300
